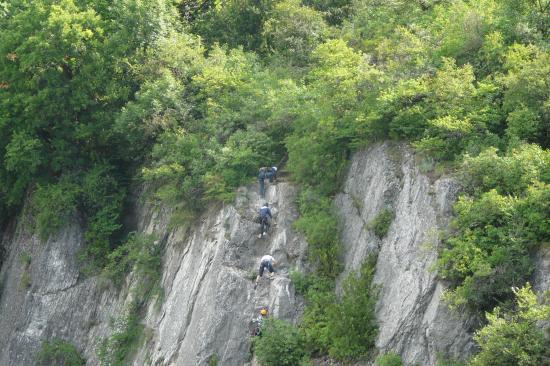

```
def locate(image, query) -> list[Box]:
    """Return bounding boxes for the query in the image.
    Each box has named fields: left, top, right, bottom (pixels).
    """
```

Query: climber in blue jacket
left=259, top=203, right=272, bottom=238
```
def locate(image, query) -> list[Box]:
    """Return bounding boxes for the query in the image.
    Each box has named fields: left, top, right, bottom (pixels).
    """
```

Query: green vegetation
left=293, top=189, right=342, bottom=278
left=437, top=358, right=466, bottom=366
left=38, top=339, right=85, bottom=366
left=325, top=256, right=378, bottom=360
left=98, top=303, right=143, bottom=366
left=19, top=251, right=32, bottom=289
left=19, top=251, right=31, bottom=267
left=376, top=353, right=403, bottom=366
left=208, top=354, right=219, bottom=366
left=254, top=318, right=306, bottom=366
left=98, top=233, right=162, bottom=365
left=297, top=256, right=378, bottom=361
left=369, top=208, right=394, bottom=239
left=437, top=146, right=548, bottom=313
left=470, top=284, right=550, bottom=366
left=102, top=232, right=162, bottom=295
left=20, top=270, right=31, bottom=289
left=1, top=0, right=548, bottom=364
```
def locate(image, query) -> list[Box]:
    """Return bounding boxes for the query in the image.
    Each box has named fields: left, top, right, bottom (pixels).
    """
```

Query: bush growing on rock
left=254, top=318, right=306, bottom=366
left=376, top=353, right=403, bottom=366
left=38, top=339, right=85, bottom=366
left=369, top=208, right=394, bottom=239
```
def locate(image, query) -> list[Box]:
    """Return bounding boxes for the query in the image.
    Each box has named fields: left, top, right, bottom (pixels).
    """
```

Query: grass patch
left=20, top=251, right=31, bottom=267
left=376, top=353, right=402, bottom=366
left=368, top=208, right=394, bottom=239
left=20, top=271, right=31, bottom=289
left=208, top=354, right=219, bottom=366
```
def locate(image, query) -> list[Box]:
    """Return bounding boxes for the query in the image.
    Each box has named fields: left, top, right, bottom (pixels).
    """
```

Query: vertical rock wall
left=335, top=142, right=476, bottom=365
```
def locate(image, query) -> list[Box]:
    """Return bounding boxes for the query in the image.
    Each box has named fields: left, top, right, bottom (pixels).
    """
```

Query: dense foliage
left=470, top=284, right=550, bottom=366
left=295, top=256, right=378, bottom=361
left=1, top=0, right=548, bottom=364
left=253, top=318, right=306, bottom=366
left=437, top=146, right=548, bottom=313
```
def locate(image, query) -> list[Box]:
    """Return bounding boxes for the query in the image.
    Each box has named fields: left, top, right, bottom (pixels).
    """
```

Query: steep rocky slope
left=335, top=143, right=476, bottom=365
left=0, top=142, right=547, bottom=365
left=0, top=182, right=307, bottom=366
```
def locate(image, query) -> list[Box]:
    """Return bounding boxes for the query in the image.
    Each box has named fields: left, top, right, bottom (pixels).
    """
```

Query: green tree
left=326, top=256, right=379, bottom=360
left=183, top=0, right=275, bottom=51
left=470, top=284, right=550, bottom=366
left=263, top=0, right=330, bottom=66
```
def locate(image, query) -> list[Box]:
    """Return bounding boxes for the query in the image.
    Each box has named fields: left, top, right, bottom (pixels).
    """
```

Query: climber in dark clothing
left=258, top=167, right=267, bottom=197
left=259, top=203, right=272, bottom=238
left=266, top=166, right=278, bottom=184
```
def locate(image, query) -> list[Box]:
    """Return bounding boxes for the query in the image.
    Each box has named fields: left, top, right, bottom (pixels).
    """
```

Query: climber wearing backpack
left=254, top=254, right=276, bottom=289
left=266, top=166, right=278, bottom=184
left=258, top=202, right=272, bottom=238
left=258, top=167, right=267, bottom=197
left=250, top=306, right=269, bottom=336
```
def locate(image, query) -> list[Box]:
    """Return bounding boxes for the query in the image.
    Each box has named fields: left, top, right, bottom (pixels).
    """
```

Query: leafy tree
left=263, top=0, right=330, bottom=66
left=303, top=0, right=354, bottom=25
left=461, top=145, right=549, bottom=196
left=438, top=175, right=548, bottom=313
left=182, top=0, right=275, bottom=51
left=0, top=0, right=175, bottom=268
left=470, top=284, right=550, bottom=366
left=326, top=256, right=379, bottom=360
left=501, top=44, right=549, bottom=147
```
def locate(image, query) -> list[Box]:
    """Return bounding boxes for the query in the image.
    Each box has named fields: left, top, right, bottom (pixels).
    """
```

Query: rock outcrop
left=335, top=143, right=476, bottom=365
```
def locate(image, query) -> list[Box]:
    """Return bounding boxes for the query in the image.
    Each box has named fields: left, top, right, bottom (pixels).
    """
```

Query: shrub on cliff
left=254, top=318, right=306, bottom=366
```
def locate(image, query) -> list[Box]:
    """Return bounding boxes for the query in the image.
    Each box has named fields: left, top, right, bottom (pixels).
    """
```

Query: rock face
left=335, top=142, right=476, bottom=365
left=132, top=182, right=307, bottom=366
left=0, top=182, right=307, bottom=366
left=0, top=142, right=547, bottom=366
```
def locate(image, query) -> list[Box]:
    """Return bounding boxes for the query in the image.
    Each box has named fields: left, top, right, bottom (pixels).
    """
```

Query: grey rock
left=335, top=142, right=476, bottom=365
left=0, top=182, right=306, bottom=366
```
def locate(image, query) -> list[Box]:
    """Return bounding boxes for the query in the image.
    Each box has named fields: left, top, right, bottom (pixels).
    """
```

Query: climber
left=258, top=167, right=267, bottom=197
left=250, top=306, right=269, bottom=336
left=254, top=254, right=276, bottom=289
left=266, top=166, right=276, bottom=184
left=258, top=202, right=272, bottom=238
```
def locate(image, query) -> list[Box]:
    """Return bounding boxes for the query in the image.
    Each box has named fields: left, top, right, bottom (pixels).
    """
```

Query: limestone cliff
left=0, top=142, right=547, bottom=366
